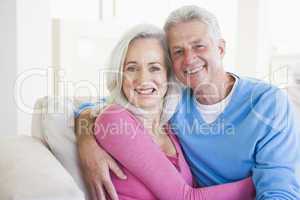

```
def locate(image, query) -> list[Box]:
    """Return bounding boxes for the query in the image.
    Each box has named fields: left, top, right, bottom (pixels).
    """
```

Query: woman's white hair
left=106, top=24, right=171, bottom=102
left=164, top=5, right=222, bottom=40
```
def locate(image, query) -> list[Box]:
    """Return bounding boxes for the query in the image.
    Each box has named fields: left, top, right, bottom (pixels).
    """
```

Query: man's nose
left=183, top=49, right=195, bottom=66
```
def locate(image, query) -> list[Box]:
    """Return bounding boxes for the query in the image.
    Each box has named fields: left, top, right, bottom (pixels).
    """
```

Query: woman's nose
left=136, top=68, right=150, bottom=83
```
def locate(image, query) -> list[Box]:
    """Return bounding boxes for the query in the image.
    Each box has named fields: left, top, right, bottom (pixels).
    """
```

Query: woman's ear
left=218, top=39, right=226, bottom=58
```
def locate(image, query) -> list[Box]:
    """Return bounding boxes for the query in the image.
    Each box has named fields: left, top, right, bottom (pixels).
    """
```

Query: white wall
left=50, top=0, right=99, bottom=19
left=16, top=0, right=52, bottom=135
left=236, top=0, right=271, bottom=78
left=267, top=0, right=300, bottom=55
left=0, top=0, right=17, bottom=135
left=0, top=0, right=51, bottom=135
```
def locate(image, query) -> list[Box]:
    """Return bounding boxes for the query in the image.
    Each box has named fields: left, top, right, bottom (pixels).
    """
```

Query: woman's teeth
left=135, top=88, right=155, bottom=95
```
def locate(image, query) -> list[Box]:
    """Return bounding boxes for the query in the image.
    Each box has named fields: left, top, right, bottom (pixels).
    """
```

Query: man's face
left=167, top=20, right=225, bottom=91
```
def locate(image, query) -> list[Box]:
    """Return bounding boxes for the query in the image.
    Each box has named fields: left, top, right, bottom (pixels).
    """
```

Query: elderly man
left=76, top=5, right=300, bottom=200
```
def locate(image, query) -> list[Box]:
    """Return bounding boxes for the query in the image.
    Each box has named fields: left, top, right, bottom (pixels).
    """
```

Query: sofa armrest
left=0, top=136, right=85, bottom=200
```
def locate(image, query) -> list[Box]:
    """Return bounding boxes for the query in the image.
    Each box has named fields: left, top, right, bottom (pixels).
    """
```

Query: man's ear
left=218, top=39, right=226, bottom=58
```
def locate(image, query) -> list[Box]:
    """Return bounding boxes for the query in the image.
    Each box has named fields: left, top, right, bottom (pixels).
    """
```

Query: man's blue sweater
left=169, top=77, right=300, bottom=199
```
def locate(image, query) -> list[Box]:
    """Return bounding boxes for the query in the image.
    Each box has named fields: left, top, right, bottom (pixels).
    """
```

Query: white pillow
left=0, top=136, right=84, bottom=200
left=41, top=98, right=89, bottom=199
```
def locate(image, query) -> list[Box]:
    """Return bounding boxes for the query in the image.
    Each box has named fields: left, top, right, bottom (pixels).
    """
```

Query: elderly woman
left=83, top=24, right=255, bottom=200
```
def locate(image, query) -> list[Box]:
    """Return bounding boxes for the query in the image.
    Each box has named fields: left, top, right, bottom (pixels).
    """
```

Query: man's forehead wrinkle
left=170, top=34, right=202, bottom=48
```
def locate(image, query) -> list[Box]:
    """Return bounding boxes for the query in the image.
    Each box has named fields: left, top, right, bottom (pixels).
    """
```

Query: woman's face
left=122, top=38, right=168, bottom=110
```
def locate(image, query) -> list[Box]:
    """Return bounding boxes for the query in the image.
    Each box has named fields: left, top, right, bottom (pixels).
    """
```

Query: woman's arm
left=95, top=105, right=255, bottom=200
left=75, top=109, right=126, bottom=200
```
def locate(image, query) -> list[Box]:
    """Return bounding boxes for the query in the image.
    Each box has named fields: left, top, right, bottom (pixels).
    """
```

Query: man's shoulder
left=239, top=76, right=273, bottom=89
left=178, top=77, right=280, bottom=104
left=239, top=77, right=289, bottom=120
left=239, top=76, right=281, bottom=98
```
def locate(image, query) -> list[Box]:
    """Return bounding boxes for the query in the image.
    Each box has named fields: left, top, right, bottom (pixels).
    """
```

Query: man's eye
left=173, top=49, right=183, bottom=56
left=195, top=44, right=205, bottom=49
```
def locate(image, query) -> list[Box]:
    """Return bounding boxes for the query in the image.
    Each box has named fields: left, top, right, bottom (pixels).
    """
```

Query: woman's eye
left=149, top=65, right=161, bottom=72
left=126, top=66, right=137, bottom=72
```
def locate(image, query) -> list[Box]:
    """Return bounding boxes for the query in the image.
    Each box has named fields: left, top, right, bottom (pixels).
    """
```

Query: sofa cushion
left=41, top=98, right=89, bottom=199
left=0, top=136, right=84, bottom=200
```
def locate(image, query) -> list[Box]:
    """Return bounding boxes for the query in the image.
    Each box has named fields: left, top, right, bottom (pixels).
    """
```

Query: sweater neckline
left=191, top=74, right=243, bottom=125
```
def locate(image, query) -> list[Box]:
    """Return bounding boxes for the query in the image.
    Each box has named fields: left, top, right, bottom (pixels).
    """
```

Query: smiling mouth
left=134, top=88, right=157, bottom=95
left=184, top=65, right=205, bottom=75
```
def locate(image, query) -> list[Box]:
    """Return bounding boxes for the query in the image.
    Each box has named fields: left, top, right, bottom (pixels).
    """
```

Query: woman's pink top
left=94, top=104, right=255, bottom=200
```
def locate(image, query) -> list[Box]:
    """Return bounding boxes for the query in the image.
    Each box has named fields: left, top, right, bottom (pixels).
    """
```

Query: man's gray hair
left=106, top=24, right=171, bottom=101
left=164, top=5, right=222, bottom=40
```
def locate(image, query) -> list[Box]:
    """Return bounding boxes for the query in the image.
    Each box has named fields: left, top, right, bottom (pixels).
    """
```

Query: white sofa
left=0, top=78, right=299, bottom=200
left=0, top=97, right=91, bottom=200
